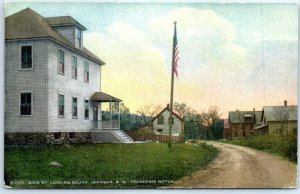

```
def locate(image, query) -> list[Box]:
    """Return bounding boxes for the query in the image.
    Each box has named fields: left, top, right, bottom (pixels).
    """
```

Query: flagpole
left=168, top=21, right=177, bottom=148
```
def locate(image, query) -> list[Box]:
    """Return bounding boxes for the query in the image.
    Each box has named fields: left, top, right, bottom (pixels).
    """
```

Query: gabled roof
left=262, top=106, right=297, bottom=122
left=254, top=111, right=263, bottom=126
left=45, top=16, right=87, bottom=30
left=152, top=106, right=184, bottom=122
left=90, top=92, right=121, bottom=102
left=229, top=111, right=262, bottom=124
left=5, top=8, right=104, bottom=65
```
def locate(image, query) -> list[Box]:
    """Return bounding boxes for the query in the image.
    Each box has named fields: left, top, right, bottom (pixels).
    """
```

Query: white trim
left=19, top=91, right=33, bottom=117
left=84, top=98, right=89, bottom=120
left=72, top=96, right=78, bottom=119
left=57, top=92, right=65, bottom=118
left=58, top=91, right=65, bottom=95
left=19, top=44, right=33, bottom=71
left=84, top=61, right=89, bottom=83
left=58, top=48, right=65, bottom=75
left=72, top=55, right=78, bottom=79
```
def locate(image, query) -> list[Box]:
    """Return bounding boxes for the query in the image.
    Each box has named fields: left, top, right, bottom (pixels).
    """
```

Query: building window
left=242, top=131, right=246, bottom=137
left=293, top=128, right=297, bottom=135
left=72, top=56, right=77, bottom=79
left=58, top=94, right=64, bottom=117
left=54, top=132, right=61, bottom=139
left=169, top=117, right=174, bottom=124
left=58, top=49, right=64, bottom=74
left=20, top=92, right=32, bottom=116
left=84, top=62, right=89, bottom=82
left=158, top=115, right=164, bottom=124
left=76, top=29, right=81, bottom=49
left=84, top=99, right=89, bottom=119
left=234, top=131, right=238, bottom=137
left=21, top=45, right=32, bottom=69
left=72, top=97, right=78, bottom=118
left=244, top=116, right=252, bottom=122
left=69, top=132, right=75, bottom=139
left=276, top=128, right=282, bottom=134
left=157, top=129, right=163, bottom=133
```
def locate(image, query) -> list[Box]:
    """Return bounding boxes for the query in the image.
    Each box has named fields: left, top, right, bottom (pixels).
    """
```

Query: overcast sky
left=5, top=2, right=298, bottom=117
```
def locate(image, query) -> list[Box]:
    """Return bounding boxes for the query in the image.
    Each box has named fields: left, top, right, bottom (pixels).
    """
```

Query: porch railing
left=93, top=120, right=119, bottom=130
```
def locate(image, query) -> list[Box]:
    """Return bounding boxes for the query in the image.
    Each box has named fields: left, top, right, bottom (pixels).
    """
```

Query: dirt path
left=169, top=141, right=297, bottom=188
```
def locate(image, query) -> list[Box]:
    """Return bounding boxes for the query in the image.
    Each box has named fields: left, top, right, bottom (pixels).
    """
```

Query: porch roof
left=90, top=92, right=122, bottom=102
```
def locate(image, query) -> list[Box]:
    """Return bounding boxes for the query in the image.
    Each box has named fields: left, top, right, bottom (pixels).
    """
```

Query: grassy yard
left=224, top=134, right=297, bottom=163
left=5, top=143, right=218, bottom=188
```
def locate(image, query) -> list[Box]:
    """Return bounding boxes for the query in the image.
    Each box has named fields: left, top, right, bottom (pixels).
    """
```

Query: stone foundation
left=5, top=132, right=91, bottom=145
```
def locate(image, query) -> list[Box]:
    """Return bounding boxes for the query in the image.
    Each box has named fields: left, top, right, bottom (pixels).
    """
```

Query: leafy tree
left=201, top=107, right=223, bottom=139
left=174, top=102, right=191, bottom=119
left=136, top=104, right=162, bottom=125
left=119, top=103, right=131, bottom=131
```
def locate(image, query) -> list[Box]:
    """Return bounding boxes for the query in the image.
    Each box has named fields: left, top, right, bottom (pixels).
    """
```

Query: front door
left=93, top=105, right=98, bottom=129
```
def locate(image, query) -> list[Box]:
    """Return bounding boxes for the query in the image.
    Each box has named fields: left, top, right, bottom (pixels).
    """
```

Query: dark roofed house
left=228, top=109, right=262, bottom=139
left=5, top=8, right=133, bottom=144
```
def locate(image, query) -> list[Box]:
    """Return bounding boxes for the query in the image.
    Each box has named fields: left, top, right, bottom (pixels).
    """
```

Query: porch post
left=99, top=102, right=102, bottom=129
left=118, top=102, right=121, bottom=130
left=109, top=101, right=112, bottom=130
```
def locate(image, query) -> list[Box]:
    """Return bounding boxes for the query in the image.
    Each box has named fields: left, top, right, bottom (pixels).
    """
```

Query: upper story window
left=58, top=49, right=65, bottom=74
left=58, top=94, right=64, bottom=117
left=169, top=117, right=174, bottom=124
left=21, top=45, right=32, bottom=69
left=244, top=115, right=252, bottom=122
left=76, top=29, right=82, bottom=49
left=72, top=56, right=77, bottom=79
left=84, top=62, right=89, bottom=83
left=158, top=115, right=164, bottom=125
left=20, top=92, right=32, bottom=116
left=72, top=97, right=78, bottom=118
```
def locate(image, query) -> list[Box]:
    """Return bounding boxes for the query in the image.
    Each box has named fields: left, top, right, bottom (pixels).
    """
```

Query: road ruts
left=168, top=141, right=297, bottom=188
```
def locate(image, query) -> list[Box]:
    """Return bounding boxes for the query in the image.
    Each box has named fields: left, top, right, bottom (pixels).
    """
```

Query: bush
left=229, top=134, right=297, bottom=162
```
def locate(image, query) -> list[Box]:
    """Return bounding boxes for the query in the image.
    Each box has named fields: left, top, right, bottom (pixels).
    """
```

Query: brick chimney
left=167, top=104, right=169, bottom=108
left=284, top=100, right=287, bottom=107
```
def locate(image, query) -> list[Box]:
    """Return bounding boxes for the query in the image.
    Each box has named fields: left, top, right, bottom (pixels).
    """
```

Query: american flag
left=173, top=23, right=179, bottom=77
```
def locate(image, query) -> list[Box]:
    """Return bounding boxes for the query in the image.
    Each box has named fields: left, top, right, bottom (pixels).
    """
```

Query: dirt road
left=169, top=141, right=297, bottom=188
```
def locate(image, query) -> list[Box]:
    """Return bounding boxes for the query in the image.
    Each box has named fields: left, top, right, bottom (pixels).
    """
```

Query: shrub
left=229, top=134, right=297, bottom=162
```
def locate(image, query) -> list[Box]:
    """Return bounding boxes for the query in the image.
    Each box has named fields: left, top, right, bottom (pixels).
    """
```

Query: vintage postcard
left=3, top=0, right=298, bottom=189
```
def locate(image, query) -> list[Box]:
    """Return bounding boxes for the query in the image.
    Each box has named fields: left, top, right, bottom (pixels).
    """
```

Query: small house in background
left=128, top=104, right=185, bottom=143
left=228, top=109, right=262, bottom=140
left=151, top=104, right=185, bottom=143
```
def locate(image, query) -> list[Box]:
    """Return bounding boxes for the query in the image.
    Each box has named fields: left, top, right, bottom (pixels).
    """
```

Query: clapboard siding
left=5, top=40, right=47, bottom=133
left=47, top=41, right=101, bottom=132
left=152, top=109, right=183, bottom=136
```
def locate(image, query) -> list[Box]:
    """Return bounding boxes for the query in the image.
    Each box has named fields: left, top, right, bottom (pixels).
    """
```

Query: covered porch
left=90, top=92, right=122, bottom=130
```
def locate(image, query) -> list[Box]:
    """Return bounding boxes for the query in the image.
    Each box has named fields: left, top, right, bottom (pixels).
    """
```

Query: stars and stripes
left=173, top=23, right=179, bottom=77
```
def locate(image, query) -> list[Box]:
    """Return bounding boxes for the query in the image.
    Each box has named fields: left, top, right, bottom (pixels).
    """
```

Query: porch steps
left=114, top=130, right=134, bottom=143
left=91, top=130, right=134, bottom=144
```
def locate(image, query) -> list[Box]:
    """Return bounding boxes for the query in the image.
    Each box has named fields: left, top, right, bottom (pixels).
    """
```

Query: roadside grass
left=5, top=143, right=218, bottom=188
left=224, top=134, right=297, bottom=163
